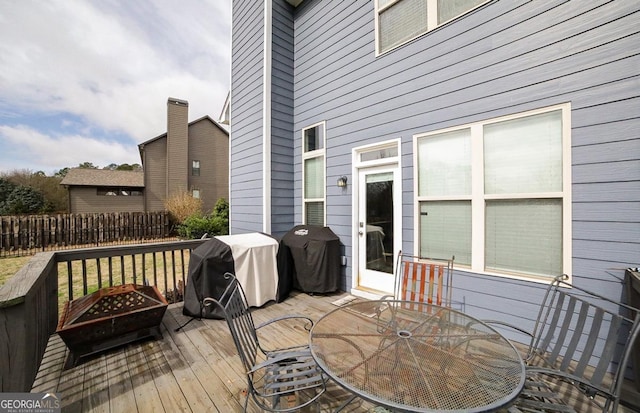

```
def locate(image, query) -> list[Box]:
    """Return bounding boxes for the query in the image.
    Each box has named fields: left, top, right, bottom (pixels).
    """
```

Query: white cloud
left=0, top=125, right=141, bottom=173
left=0, top=0, right=230, bottom=142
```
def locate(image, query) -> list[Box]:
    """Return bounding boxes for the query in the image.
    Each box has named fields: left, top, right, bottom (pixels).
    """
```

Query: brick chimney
left=166, top=98, right=189, bottom=197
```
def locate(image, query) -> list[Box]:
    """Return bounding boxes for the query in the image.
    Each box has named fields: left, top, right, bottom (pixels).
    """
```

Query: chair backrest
left=528, top=275, right=640, bottom=410
left=204, top=273, right=260, bottom=373
left=393, top=251, right=454, bottom=307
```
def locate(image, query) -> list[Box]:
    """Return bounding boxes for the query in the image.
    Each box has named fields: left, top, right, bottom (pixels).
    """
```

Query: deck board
left=31, top=291, right=637, bottom=413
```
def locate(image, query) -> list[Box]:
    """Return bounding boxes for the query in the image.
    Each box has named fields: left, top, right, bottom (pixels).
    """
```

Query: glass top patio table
left=309, top=300, right=525, bottom=412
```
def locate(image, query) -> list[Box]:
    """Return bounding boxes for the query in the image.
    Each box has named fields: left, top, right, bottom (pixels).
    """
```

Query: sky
left=0, top=0, right=231, bottom=175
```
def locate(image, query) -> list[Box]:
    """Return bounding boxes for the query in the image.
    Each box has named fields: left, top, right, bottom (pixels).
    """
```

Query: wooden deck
left=32, top=290, right=639, bottom=413
left=32, top=290, right=375, bottom=412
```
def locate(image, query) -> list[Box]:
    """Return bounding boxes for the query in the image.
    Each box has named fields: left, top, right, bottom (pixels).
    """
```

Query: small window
left=376, top=0, right=489, bottom=54
left=192, top=160, right=201, bottom=176
left=192, top=189, right=200, bottom=199
left=97, top=187, right=143, bottom=196
left=302, top=122, right=326, bottom=226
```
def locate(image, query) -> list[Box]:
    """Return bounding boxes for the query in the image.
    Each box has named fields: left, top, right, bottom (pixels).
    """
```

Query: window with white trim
left=302, top=122, right=326, bottom=226
left=415, top=105, right=571, bottom=281
left=376, top=0, right=489, bottom=54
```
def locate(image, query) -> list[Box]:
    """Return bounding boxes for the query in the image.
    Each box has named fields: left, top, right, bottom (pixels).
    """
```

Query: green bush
left=177, top=198, right=229, bottom=239
left=0, top=181, right=46, bottom=215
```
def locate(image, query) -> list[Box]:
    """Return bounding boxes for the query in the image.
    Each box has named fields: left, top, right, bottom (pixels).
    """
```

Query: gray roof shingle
left=60, top=168, right=145, bottom=187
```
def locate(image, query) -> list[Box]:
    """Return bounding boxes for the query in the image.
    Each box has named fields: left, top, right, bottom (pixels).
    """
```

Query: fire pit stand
left=57, top=284, right=168, bottom=369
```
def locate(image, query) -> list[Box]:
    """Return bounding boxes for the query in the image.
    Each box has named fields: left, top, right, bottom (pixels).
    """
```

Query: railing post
left=0, top=252, right=58, bottom=392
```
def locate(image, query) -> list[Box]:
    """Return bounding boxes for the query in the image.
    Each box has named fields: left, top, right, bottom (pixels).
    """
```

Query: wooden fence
left=0, top=212, right=173, bottom=258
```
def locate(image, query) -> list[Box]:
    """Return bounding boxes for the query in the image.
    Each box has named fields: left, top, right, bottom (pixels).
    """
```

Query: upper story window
left=302, top=122, right=326, bottom=226
left=415, top=104, right=571, bottom=282
left=376, top=0, right=489, bottom=54
left=192, top=160, right=201, bottom=176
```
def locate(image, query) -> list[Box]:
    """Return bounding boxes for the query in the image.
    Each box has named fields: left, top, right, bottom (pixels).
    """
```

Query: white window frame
left=302, top=121, right=326, bottom=226
left=375, top=0, right=491, bottom=55
left=413, top=104, right=572, bottom=283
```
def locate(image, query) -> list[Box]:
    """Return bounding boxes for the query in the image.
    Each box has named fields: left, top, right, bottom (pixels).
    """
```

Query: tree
left=78, top=162, right=98, bottom=169
left=0, top=178, right=17, bottom=213
left=1, top=170, right=67, bottom=214
left=1, top=185, right=45, bottom=214
left=54, top=167, right=70, bottom=178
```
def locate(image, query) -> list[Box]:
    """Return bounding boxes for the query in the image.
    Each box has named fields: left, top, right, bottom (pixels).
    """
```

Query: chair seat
left=260, top=348, right=326, bottom=397
left=508, top=374, right=578, bottom=413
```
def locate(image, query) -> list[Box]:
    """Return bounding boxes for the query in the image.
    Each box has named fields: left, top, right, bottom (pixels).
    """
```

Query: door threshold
left=350, top=287, right=387, bottom=300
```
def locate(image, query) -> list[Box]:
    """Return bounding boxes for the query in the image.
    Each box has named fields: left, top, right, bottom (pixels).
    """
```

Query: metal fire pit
left=57, top=284, right=168, bottom=369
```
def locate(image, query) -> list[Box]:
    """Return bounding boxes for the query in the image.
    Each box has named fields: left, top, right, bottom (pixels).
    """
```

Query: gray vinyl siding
left=230, top=0, right=266, bottom=234
left=270, top=0, right=296, bottom=237
left=291, top=0, right=639, bottom=306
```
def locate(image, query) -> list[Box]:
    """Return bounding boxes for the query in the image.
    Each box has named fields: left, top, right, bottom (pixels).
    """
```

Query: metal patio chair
left=390, top=251, right=455, bottom=307
left=204, top=273, right=327, bottom=412
left=376, top=251, right=456, bottom=329
left=481, top=275, right=640, bottom=413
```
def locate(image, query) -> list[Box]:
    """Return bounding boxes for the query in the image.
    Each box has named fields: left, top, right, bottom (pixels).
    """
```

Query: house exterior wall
left=143, top=137, right=168, bottom=212
left=230, top=0, right=267, bottom=234
left=287, top=0, right=639, bottom=322
left=188, top=119, right=230, bottom=213
left=230, top=0, right=639, bottom=332
left=68, top=187, right=144, bottom=214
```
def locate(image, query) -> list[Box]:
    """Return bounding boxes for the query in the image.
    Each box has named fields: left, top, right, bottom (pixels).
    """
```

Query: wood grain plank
left=152, top=322, right=217, bottom=412
left=163, top=308, right=240, bottom=412
left=141, top=334, right=192, bottom=412
left=124, top=343, right=165, bottom=413
left=105, top=346, right=137, bottom=413
left=31, top=334, right=66, bottom=393
left=81, top=354, right=110, bottom=413
left=56, top=359, right=87, bottom=412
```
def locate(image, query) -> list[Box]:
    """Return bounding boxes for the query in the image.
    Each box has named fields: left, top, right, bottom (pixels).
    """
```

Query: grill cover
left=280, top=225, right=340, bottom=293
left=183, top=237, right=235, bottom=319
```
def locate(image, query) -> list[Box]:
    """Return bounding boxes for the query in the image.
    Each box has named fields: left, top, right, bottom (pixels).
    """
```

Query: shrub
left=164, top=191, right=203, bottom=223
left=177, top=198, right=229, bottom=239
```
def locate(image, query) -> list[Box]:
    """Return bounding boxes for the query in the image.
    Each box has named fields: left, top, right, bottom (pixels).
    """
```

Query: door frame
left=350, top=139, right=402, bottom=297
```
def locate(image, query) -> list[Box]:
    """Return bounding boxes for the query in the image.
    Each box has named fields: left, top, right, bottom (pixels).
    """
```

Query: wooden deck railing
left=0, top=239, right=206, bottom=392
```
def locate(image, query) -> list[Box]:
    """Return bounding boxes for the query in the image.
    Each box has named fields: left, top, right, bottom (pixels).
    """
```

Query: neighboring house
left=60, top=169, right=144, bottom=214
left=229, top=0, right=638, bottom=327
left=138, top=98, right=230, bottom=213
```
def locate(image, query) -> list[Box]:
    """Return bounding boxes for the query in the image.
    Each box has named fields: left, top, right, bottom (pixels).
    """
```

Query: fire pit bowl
left=57, top=284, right=168, bottom=368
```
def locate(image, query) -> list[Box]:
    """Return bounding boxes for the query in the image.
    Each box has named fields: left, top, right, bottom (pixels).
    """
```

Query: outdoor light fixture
left=337, top=176, right=348, bottom=188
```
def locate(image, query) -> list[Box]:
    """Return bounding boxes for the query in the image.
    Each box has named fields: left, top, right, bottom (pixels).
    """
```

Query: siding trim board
left=263, top=0, right=273, bottom=234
